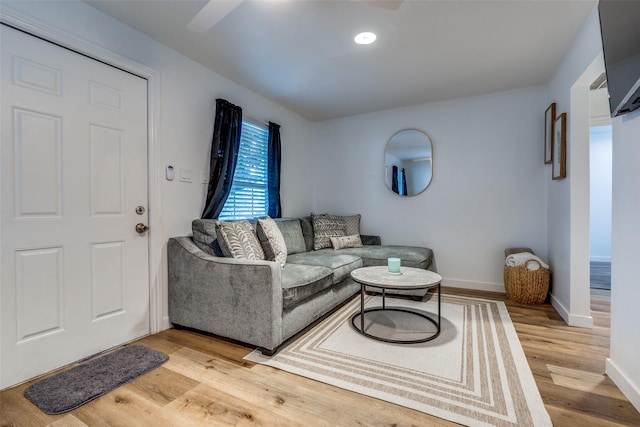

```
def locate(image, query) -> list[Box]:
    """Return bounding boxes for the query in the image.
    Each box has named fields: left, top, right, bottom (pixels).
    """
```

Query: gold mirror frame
left=384, top=129, right=433, bottom=196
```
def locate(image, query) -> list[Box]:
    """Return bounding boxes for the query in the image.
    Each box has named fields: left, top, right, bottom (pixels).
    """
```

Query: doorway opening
left=589, top=73, right=612, bottom=291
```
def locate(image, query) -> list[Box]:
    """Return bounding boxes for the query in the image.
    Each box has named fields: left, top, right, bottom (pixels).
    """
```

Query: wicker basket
left=503, top=259, right=550, bottom=304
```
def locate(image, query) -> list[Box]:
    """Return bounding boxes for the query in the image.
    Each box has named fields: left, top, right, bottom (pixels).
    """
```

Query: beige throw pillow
left=215, top=220, right=265, bottom=260
left=256, top=217, right=288, bottom=266
left=330, top=234, right=363, bottom=250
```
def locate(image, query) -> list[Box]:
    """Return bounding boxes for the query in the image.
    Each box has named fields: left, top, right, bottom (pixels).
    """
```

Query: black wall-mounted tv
left=598, top=0, right=640, bottom=117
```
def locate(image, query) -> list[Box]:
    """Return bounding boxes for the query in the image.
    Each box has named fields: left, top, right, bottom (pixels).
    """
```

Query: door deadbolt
left=136, top=206, right=145, bottom=215
left=135, top=223, right=149, bottom=234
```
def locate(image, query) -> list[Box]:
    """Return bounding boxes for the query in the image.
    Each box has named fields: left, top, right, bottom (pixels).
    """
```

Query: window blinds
left=218, top=121, right=269, bottom=220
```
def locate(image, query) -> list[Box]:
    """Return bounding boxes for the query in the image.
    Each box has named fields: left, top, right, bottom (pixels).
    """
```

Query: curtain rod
left=244, top=116, right=269, bottom=127
left=245, top=117, right=280, bottom=128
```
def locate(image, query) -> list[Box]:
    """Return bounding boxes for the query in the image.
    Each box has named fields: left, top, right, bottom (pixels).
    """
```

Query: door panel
left=1, top=25, right=150, bottom=389
left=15, top=247, right=64, bottom=343
left=90, top=124, right=125, bottom=215
left=91, top=241, right=126, bottom=320
left=14, top=109, right=62, bottom=217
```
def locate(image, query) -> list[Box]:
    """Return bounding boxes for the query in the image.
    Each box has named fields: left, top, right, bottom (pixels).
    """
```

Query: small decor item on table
left=388, top=257, right=401, bottom=274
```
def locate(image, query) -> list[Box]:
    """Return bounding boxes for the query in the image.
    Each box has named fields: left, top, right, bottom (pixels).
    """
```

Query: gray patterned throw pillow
left=338, top=214, right=361, bottom=236
left=311, top=214, right=346, bottom=250
left=215, top=220, right=265, bottom=260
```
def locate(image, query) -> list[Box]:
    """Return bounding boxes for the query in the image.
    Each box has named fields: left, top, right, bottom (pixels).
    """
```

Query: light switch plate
left=179, top=168, right=193, bottom=183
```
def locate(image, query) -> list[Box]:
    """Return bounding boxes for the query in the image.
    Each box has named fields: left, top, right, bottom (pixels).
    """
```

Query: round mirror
left=384, top=129, right=433, bottom=196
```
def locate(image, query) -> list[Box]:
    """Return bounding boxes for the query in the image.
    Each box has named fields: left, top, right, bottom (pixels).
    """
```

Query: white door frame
left=0, top=9, right=163, bottom=334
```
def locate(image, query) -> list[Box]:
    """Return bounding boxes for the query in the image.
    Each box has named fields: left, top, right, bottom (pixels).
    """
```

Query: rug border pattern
left=246, top=295, right=551, bottom=427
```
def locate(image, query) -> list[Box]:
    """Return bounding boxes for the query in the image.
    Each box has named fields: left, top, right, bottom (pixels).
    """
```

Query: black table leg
left=360, top=283, right=365, bottom=333
left=350, top=282, right=441, bottom=343
left=437, top=282, right=441, bottom=332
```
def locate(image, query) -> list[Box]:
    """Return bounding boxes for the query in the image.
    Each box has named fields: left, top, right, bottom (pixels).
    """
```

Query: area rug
left=24, top=344, right=168, bottom=414
left=245, top=294, right=552, bottom=427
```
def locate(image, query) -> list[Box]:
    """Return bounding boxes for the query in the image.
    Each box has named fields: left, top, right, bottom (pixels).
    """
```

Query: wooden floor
left=2, top=287, right=639, bottom=427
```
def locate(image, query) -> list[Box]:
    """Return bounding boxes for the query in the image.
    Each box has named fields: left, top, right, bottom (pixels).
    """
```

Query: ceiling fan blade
left=187, top=0, right=401, bottom=33
left=351, top=0, right=403, bottom=11
left=187, top=0, right=244, bottom=33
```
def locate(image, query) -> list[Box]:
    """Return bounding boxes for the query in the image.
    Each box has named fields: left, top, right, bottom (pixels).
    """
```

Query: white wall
left=4, top=0, right=639, bottom=411
left=312, top=87, right=548, bottom=290
left=545, top=6, right=602, bottom=327
left=1, top=1, right=314, bottom=329
left=589, top=125, right=612, bottom=262
left=546, top=4, right=640, bottom=409
left=607, top=109, right=640, bottom=411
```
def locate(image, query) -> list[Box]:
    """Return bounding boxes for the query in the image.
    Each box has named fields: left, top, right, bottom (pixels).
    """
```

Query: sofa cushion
left=299, top=216, right=315, bottom=252
left=215, top=220, right=265, bottom=260
left=330, top=234, right=363, bottom=250
left=338, top=245, right=434, bottom=270
left=286, top=250, right=363, bottom=284
left=256, top=217, right=287, bottom=266
left=311, top=214, right=346, bottom=250
left=281, top=263, right=333, bottom=309
left=192, top=219, right=224, bottom=256
left=360, top=234, right=382, bottom=246
left=275, top=219, right=306, bottom=255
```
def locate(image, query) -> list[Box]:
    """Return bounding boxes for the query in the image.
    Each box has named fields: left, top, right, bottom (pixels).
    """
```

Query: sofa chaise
left=168, top=215, right=435, bottom=355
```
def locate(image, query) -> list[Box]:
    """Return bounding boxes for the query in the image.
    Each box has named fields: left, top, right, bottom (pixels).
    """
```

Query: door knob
left=135, top=223, right=149, bottom=234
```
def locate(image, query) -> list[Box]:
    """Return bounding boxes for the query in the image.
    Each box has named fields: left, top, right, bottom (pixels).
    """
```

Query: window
left=218, top=121, right=269, bottom=220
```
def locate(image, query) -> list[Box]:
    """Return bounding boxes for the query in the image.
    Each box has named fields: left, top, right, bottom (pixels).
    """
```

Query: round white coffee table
left=350, top=266, right=442, bottom=343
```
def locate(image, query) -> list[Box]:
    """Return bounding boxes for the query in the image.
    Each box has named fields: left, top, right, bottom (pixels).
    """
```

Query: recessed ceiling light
left=354, top=32, right=376, bottom=45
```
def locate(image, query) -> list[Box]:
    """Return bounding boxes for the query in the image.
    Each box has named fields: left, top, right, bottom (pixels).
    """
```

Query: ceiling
left=84, top=0, right=597, bottom=121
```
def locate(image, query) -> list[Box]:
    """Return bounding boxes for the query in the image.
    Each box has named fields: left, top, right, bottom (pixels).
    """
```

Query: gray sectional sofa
left=168, top=216, right=435, bottom=355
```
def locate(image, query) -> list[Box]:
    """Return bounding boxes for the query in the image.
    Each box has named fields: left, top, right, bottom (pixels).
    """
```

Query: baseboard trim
left=606, top=358, right=640, bottom=412
left=442, top=278, right=505, bottom=294
left=550, top=293, right=594, bottom=328
left=161, top=316, right=171, bottom=331
left=550, top=293, right=570, bottom=323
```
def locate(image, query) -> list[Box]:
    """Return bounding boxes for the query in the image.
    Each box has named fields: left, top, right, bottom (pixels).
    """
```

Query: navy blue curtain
left=267, top=121, right=282, bottom=218
left=401, top=168, right=408, bottom=195
left=392, top=165, right=399, bottom=194
left=201, top=99, right=243, bottom=219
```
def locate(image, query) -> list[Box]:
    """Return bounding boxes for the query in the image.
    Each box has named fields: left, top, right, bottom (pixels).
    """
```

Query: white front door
left=1, top=25, right=150, bottom=389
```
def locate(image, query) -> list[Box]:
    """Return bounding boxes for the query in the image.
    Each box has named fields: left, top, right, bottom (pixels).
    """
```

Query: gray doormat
left=24, top=345, right=168, bottom=414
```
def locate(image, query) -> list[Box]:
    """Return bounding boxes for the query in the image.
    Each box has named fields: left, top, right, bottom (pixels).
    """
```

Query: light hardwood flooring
left=1, top=287, right=639, bottom=426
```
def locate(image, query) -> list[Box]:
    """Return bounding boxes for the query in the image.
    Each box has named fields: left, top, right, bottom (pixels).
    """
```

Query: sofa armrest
left=168, top=236, right=283, bottom=351
left=361, top=234, right=381, bottom=246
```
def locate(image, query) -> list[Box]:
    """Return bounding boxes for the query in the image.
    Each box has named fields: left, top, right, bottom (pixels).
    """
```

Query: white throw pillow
left=256, top=217, right=288, bottom=266
left=330, top=234, right=363, bottom=250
